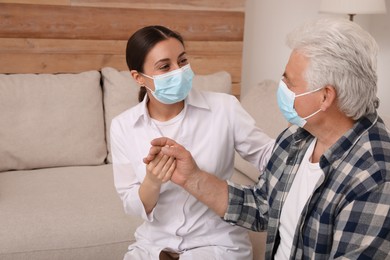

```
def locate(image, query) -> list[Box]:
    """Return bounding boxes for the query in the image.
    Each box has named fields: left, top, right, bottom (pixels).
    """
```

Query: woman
left=110, top=25, right=274, bottom=260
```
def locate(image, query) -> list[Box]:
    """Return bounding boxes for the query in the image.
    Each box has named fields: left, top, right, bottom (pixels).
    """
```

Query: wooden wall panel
left=0, top=4, right=244, bottom=41
left=0, top=51, right=241, bottom=79
left=0, top=53, right=127, bottom=73
left=0, top=0, right=244, bottom=11
left=0, top=52, right=242, bottom=96
left=0, top=38, right=242, bottom=81
left=0, top=38, right=125, bottom=54
left=0, top=0, right=70, bottom=5
left=0, top=38, right=242, bottom=56
left=0, top=1, right=245, bottom=96
left=70, top=0, right=245, bottom=11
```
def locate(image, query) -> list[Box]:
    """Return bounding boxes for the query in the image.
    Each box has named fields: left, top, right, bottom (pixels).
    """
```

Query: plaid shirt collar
left=290, top=112, right=379, bottom=171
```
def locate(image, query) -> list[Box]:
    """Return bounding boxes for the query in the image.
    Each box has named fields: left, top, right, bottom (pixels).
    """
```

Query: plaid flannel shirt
left=225, top=112, right=390, bottom=259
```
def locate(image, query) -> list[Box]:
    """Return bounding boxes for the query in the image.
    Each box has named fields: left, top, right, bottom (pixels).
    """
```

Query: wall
left=371, top=4, right=390, bottom=117
left=0, top=0, right=245, bottom=96
left=242, top=0, right=390, bottom=117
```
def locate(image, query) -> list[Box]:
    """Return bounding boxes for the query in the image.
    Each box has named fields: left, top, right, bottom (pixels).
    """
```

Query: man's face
left=283, top=51, right=323, bottom=123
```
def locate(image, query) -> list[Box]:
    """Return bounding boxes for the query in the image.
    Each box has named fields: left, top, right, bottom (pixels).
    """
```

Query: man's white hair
left=287, top=18, right=379, bottom=120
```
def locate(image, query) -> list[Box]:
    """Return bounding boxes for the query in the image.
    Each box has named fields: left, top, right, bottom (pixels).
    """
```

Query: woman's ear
left=130, top=70, right=144, bottom=86
left=320, top=85, right=337, bottom=111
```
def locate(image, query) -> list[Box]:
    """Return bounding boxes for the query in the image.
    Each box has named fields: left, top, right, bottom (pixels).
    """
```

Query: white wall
left=371, top=4, right=390, bottom=117
left=242, top=0, right=390, bottom=117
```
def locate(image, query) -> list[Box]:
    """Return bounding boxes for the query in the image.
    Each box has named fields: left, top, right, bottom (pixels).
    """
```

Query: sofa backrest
left=0, top=71, right=107, bottom=172
left=0, top=69, right=232, bottom=172
left=234, top=80, right=287, bottom=181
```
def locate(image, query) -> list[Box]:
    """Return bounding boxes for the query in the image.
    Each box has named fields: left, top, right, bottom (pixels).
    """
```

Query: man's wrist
left=182, top=169, right=203, bottom=192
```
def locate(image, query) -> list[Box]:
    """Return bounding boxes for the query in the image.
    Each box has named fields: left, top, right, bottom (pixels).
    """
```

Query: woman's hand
left=144, top=138, right=201, bottom=187
left=139, top=150, right=176, bottom=214
left=145, top=151, right=176, bottom=185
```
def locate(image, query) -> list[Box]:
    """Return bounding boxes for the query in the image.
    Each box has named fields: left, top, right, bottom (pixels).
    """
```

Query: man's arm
left=144, top=137, right=229, bottom=217
left=331, top=183, right=390, bottom=258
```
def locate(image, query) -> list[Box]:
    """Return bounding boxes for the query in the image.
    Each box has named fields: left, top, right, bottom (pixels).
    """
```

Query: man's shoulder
left=356, top=114, right=390, bottom=159
left=334, top=115, right=390, bottom=189
left=274, top=125, right=302, bottom=145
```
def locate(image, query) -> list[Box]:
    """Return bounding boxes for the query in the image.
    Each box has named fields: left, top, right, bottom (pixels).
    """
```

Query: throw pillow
left=0, top=71, right=107, bottom=172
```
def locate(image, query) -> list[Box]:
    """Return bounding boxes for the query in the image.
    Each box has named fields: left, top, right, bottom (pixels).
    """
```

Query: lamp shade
left=320, top=0, right=387, bottom=14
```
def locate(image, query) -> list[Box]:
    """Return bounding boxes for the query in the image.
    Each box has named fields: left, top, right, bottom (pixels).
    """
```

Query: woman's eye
left=159, top=64, right=170, bottom=71
left=179, top=58, right=188, bottom=65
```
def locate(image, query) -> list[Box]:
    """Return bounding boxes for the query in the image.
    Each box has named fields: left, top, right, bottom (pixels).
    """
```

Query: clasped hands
left=143, top=137, right=201, bottom=187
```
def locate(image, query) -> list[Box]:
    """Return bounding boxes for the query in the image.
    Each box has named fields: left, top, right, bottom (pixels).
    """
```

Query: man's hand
left=144, top=137, right=229, bottom=217
left=143, top=137, right=201, bottom=187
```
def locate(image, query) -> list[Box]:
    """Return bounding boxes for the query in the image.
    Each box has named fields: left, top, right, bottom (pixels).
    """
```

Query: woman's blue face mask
left=277, top=80, right=322, bottom=127
left=141, top=64, right=194, bottom=104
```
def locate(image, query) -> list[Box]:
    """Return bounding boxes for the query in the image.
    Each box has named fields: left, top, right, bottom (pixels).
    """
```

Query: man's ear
left=320, top=85, right=337, bottom=111
left=130, top=70, right=144, bottom=86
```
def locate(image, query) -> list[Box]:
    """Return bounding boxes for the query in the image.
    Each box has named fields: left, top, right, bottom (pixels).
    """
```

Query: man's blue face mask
left=142, top=64, right=194, bottom=105
left=277, top=80, right=322, bottom=127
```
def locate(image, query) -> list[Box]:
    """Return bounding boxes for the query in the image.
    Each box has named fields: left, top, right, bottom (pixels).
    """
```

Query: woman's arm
left=139, top=153, right=175, bottom=214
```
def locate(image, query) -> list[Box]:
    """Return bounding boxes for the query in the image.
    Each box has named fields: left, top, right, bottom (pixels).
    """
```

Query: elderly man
left=144, top=18, right=390, bottom=259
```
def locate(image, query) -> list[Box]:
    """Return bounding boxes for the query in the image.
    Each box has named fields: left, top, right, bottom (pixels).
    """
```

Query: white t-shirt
left=110, top=88, right=275, bottom=254
left=151, top=105, right=186, bottom=139
left=275, top=138, right=324, bottom=260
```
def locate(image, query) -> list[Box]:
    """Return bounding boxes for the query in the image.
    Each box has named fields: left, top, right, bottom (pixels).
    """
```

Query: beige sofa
left=0, top=69, right=285, bottom=260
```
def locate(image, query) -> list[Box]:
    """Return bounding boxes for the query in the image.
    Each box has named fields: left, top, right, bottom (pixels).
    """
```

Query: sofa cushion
left=191, top=70, right=232, bottom=93
left=234, top=80, right=287, bottom=182
left=0, top=165, right=143, bottom=259
left=0, top=71, right=107, bottom=172
left=101, top=67, right=232, bottom=163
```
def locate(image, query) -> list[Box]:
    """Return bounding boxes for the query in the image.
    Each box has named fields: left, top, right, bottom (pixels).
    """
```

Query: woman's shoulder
left=112, top=102, right=144, bottom=125
left=194, top=88, right=237, bottom=103
left=186, top=88, right=237, bottom=110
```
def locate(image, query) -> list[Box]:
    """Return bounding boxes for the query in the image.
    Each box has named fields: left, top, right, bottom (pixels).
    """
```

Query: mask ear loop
left=140, top=72, right=154, bottom=80
left=138, top=72, right=155, bottom=94
left=134, top=70, right=149, bottom=102
left=295, top=87, right=323, bottom=97
left=302, top=108, right=322, bottom=120
left=297, top=87, right=324, bottom=120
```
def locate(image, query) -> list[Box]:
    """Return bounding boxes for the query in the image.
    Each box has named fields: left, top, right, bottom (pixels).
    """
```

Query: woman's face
left=141, top=38, right=188, bottom=91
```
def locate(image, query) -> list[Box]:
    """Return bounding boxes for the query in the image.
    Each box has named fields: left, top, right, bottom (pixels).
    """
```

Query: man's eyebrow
left=282, top=72, right=292, bottom=82
left=282, top=72, right=294, bottom=87
left=282, top=72, right=290, bottom=82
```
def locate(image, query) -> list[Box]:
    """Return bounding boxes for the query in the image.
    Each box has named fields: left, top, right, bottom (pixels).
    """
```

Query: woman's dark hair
left=126, top=25, right=184, bottom=102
